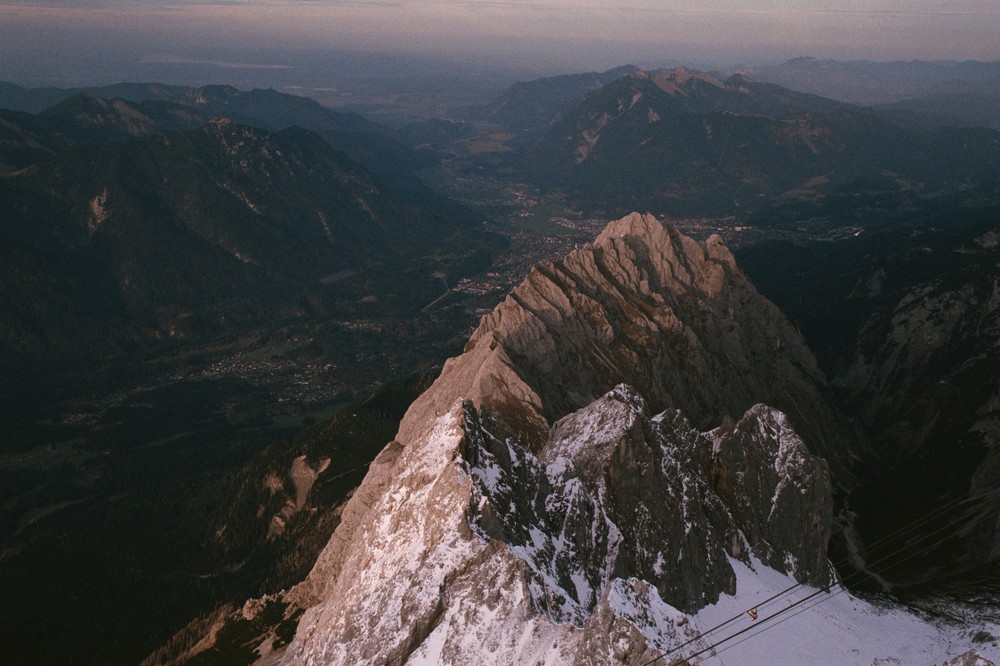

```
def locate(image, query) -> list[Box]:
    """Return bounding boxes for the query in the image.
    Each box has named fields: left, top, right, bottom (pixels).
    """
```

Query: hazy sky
left=2, top=0, right=999, bottom=84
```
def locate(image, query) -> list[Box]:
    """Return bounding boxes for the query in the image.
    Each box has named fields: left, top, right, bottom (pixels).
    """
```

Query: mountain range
left=0, top=116, right=491, bottom=412
left=477, top=64, right=640, bottom=137
left=0, top=82, right=508, bottom=416
left=0, top=83, right=432, bottom=181
left=515, top=68, right=1000, bottom=219
left=0, top=85, right=500, bottom=665
left=0, top=80, right=189, bottom=114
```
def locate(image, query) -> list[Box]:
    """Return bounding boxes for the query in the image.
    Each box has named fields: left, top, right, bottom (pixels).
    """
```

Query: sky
left=2, top=0, right=999, bottom=86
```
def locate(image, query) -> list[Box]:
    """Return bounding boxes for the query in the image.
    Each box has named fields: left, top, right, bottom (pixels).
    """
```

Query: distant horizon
left=4, top=45, right=1000, bottom=95
left=2, top=0, right=999, bottom=90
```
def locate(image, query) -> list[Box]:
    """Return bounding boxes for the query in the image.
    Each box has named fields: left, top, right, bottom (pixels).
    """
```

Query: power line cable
left=644, top=580, right=803, bottom=662
left=670, top=503, right=998, bottom=665
left=640, top=487, right=1000, bottom=665
left=706, top=507, right=998, bottom=664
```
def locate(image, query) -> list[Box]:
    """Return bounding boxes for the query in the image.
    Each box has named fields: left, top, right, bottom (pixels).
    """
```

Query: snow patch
left=606, top=578, right=689, bottom=653
left=682, top=556, right=1000, bottom=665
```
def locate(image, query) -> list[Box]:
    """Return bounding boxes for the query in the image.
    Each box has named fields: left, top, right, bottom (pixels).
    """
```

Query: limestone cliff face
left=279, top=214, right=841, bottom=665
left=462, top=386, right=832, bottom=619
left=461, top=212, right=852, bottom=477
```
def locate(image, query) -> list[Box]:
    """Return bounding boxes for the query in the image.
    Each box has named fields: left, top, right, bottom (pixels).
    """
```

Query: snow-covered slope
left=684, top=556, right=999, bottom=665
left=282, top=385, right=834, bottom=664
left=280, top=394, right=997, bottom=664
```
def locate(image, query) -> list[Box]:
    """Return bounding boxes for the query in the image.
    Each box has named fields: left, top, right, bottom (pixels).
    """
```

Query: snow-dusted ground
left=283, top=399, right=997, bottom=665
left=666, top=557, right=1000, bottom=665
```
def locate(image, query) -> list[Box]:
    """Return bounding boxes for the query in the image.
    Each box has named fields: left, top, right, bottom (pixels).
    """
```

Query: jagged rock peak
left=463, top=384, right=833, bottom=618
left=591, top=210, right=738, bottom=294
left=459, top=213, right=849, bottom=474
left=176, top=213, right=981, bottom=665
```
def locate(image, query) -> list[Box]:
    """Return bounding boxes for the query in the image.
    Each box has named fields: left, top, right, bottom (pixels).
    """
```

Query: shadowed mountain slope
left=520, top=69, right=1000, bottom=218
left=0, top=119, right=489, bottom=409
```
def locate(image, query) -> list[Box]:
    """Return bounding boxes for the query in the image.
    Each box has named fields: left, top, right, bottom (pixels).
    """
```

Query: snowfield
left=675, top=556, right=1000, bottom=665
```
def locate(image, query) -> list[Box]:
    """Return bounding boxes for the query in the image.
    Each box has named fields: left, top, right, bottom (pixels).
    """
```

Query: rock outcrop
left=945, top=650, right=997, bottom=666
left=462, top=386, right=832, bottom=619
left=272, top=213, right=845, bottom=664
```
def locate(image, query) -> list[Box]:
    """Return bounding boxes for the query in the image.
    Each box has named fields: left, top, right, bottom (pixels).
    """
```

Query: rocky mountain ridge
left=181, top=212, right=843, bottom=664
left=448, top=211, right=854, bottom=477
left=0, top=80, right=188, bottom=114
left=0, top=83, right=432, bottom=184
left=461, top=388, right=833, bottom=617
left=0, top=84, right=500, bottom=664
left=518, top=67, right=1000, bottom=219
left=479, top=64, right=640, bottom=136
left=0, top=116, right=492, bottom=416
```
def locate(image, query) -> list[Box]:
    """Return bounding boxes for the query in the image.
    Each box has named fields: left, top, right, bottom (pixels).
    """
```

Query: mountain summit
left=275, top=214, right=844, bottom=663
left=395, top=212, right=851, bottom=470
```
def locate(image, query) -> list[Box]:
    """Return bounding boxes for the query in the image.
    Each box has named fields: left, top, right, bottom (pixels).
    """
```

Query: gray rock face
left=463, top=387, right=738, bottom=619
left=277, top=214, right=842, bottom=664
left=463, top=385, right=832, bottom=618
left=707, top=404, right=833, bottom=582
left=944, top=650, right=997, bottom=666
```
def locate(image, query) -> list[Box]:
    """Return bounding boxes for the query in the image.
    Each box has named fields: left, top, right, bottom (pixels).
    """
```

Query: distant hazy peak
left=625, top=67, right=729, bottom=92
left=171, top=84, right=243, bottom=106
